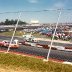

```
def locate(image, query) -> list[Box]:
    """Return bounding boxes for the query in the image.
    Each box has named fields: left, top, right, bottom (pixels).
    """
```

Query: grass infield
left=0, top=53, right=72, bottom=72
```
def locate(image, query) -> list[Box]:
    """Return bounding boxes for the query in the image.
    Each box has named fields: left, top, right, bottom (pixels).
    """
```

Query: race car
left=8, top=41, right=19, bottom=48
left=1, top=39, right=19, bottom=48
left=0, top=41, right=3, bottom=46
left=0, top=40, right=9, bottom=46
left=48, top=45, right=72, bottom=51
left=22, top=34, right=38, bottom=42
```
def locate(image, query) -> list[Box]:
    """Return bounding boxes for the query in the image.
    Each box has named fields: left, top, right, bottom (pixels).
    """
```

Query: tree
left=5, top=19, right=10, bottom=25
left=0, top=19, right=27, bottom=25
left=0, top=22, right=4, bottom=25
left=18, top=20, right=27, bottom=25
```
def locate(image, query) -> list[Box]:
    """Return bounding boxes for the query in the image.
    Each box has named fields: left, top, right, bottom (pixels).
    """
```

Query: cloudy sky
left=0, top=0, right=72, bottom=23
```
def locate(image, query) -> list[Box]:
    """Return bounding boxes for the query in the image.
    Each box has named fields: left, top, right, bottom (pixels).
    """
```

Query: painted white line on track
left=63, top=61, right=72, bottom=65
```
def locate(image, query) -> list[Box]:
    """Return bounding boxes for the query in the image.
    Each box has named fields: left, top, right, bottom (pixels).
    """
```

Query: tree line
left=0, top=19, right=27, bottom=25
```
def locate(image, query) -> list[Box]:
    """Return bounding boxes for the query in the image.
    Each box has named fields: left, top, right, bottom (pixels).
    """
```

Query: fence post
left=46, top=10, right=62, bottom=61
left=7, top=12, right=21, bottom=52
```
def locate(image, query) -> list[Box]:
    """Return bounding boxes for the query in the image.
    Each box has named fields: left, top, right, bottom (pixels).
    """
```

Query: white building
left=28, top=20, right=41, bottom=26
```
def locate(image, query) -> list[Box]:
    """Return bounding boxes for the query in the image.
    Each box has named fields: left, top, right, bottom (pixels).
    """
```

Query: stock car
left=48, top=45, right=72, bottom=51
left=4, top=41, right=19, bottom=48
left=0, top=39, right=19, bottom=48
left=0, top=40, right=9, bottom=46
left=0, top=41, right=4, bottom=46
left=22, top=34, right=38, bottom=42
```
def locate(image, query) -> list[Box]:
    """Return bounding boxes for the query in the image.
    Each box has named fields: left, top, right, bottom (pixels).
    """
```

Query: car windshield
left=11, top=41, right=16, bottom=44
left=3, top=40, right=9, bottom=43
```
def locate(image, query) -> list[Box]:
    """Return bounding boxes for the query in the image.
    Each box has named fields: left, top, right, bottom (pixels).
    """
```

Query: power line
left=0, top=9, right=72, bottom=14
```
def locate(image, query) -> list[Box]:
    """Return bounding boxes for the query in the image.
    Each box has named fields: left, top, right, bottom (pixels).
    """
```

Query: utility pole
left=7, top=12, right=21, bottom=52
left=46, top=10, right=62, bottom=61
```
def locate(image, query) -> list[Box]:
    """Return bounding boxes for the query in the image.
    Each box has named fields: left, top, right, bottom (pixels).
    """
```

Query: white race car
left=3, top=39, right=19, bottom=48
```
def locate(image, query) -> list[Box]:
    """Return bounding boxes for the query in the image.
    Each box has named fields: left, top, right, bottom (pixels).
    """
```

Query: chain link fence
left=0, top=9, right=72, bottom=62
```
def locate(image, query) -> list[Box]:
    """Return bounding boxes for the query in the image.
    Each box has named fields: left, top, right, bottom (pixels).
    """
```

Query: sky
left=0, top=0, right=72, bottom=23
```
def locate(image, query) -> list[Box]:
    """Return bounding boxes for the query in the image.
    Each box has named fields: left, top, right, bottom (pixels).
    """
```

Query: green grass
left=0, top=31, right=71, bottom=41
left=0, top=31, right=24, bottom=36
left=0, top=31, right=47, bottom=38
left=0, top=53, right=72, bottom=72
left=33, top=32, right=46, bottom=38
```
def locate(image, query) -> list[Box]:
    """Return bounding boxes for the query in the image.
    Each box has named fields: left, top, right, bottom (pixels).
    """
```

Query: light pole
left=46, top=10, right=62, bottom=61
left=7, top=12, right=21, bottom=52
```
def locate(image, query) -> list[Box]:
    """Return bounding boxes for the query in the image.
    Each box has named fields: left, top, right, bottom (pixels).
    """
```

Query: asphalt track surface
left=0, top=36, right=72, bottom=62
left=0, top=36, right=72, bottom=46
